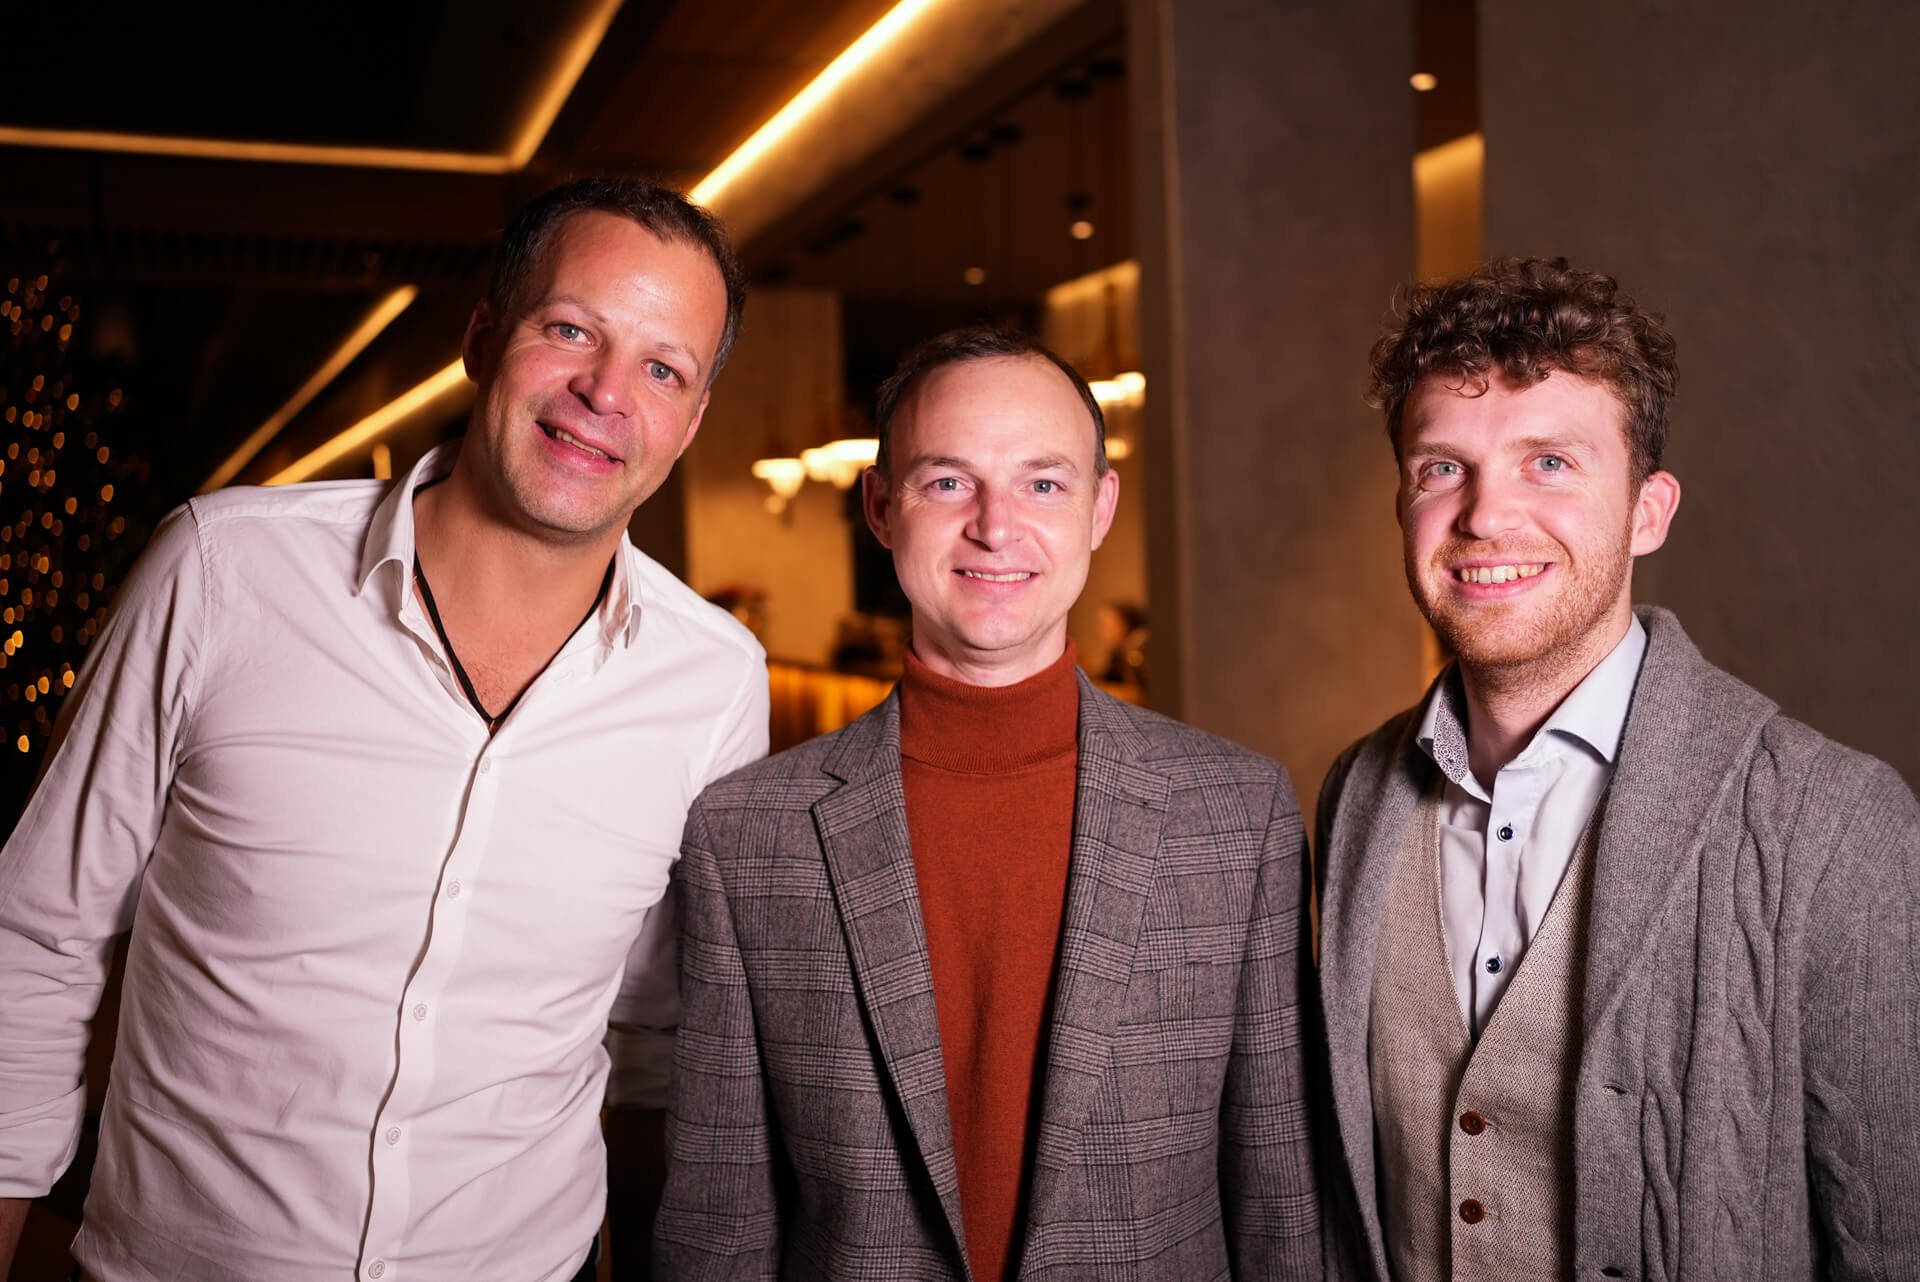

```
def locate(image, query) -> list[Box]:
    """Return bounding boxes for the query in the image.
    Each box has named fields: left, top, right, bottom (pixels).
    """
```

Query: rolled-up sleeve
left=0, top=505, right=206, bottom=1196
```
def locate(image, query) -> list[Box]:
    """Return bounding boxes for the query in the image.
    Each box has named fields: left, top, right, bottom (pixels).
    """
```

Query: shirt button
left=1459, top=1110, right=1487, bottom=1135
left=1497, top=823, right=1514, bottom=841
left=412, top=1003, right=428, bottom=1021
left=446, top=880, right=461, bottom=899
left=367, top=1262, right=386, bottom=1279
left=385, top=1126, right=402, bottom=1146
left=478, top=758, right=492, bottom=775
left=1485, top=956, right=1502, bottom=974
left=1459, top=1198, right=1486, bottom=1224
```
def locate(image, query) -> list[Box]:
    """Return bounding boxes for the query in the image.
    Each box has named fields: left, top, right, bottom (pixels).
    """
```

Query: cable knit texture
left=900, top=643, right=1079, bottom=1282
left=1315, top=607, right=1920, bottom=1281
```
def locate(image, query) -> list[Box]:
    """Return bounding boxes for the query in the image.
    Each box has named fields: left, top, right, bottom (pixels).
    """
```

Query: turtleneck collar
left=898, top=642, right=1081, bottom=775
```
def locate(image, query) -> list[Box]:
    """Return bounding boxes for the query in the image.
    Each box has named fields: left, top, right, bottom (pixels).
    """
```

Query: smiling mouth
left=1455, top=563, right=1546, bottom=584
left=959, top=570, right=1034, bottom=583
left=542, top=423, right=617, bottom=462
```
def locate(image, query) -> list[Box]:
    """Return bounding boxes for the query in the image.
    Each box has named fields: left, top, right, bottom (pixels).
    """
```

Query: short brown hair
left=488, top=177, right=747, bottom=382
left=872, top=327, right=1108, bottom=477
left=1367, top=257, right=1676, bottom=484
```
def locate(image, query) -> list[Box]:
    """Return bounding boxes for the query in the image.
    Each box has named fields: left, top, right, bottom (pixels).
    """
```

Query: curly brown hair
left=1367, top=257, right=1677, bottom=485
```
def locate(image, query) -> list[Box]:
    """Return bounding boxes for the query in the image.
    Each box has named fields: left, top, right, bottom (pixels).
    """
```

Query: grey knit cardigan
left=1313, top=607, right=1920, bottom=1281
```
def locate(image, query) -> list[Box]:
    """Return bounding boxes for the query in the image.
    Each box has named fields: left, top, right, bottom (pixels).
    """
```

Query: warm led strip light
left=263, top=360, right=469, bottom=486
left=0, top=0, right=622, bottom=173
left=690, top=0, right=944, bottom=209
left=200, top=287, right=418, bottom=493
left=271, top=0, right=939, bottom=485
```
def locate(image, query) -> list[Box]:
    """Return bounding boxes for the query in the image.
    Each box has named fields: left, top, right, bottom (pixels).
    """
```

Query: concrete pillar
left=1483, top=0, right=1920, bottom=784
left=1127, top=0, right=1424, bottom=808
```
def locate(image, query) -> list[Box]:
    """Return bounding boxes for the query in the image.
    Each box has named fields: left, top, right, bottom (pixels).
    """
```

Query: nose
left=965, top=487, right=1016, bottom=549
left=1456, top=472, right=1524, bottom=541
left=569, top=351, right=638, bottom=419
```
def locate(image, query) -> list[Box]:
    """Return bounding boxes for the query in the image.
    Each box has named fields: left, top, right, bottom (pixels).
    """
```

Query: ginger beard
left=1408, top=519, right=1635, bottom=680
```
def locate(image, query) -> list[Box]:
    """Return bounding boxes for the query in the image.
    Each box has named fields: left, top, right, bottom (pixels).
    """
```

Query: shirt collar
left=356, top=439, right=647, bottom=649
left=1418, top=614, right=1648, bottom=793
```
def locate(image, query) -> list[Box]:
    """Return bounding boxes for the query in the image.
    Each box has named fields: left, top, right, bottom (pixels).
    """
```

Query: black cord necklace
left=413, top=553, right=613, bottom=733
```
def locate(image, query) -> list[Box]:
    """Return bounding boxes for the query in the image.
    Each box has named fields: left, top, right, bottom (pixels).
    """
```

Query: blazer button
left=1459, top=1110, right=1487, bottom=1135
left=1459, top=1199, right=1486, bottom=1224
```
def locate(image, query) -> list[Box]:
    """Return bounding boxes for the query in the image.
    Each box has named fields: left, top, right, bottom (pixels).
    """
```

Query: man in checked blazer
left=655, top=327, right=1320, bottom=1280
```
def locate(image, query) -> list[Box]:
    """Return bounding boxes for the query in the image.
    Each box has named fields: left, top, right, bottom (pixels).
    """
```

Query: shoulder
left=621, top=543, right=764, bottom=669
left=1322, top=704, right=1426, bottom=816
left=690, top=710, right=880, bottom=816
left=184, top=478, right=389, bottom=540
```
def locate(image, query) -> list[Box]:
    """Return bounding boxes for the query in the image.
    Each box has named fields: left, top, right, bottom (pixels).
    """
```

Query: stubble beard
left=1411, top=524, right=1635, bottom=700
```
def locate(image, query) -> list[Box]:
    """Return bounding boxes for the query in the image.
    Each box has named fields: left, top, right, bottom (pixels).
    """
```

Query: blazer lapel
left=1027, top=680, right=1171, bottom=1185
left=812, top=692, right=968, bottom=1259
left=1581, top=607, right=1778, bottom=1041
left=1317, top=708, right=1426, bottom=1281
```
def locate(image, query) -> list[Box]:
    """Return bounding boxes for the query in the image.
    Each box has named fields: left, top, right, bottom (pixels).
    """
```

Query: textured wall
left=1484, top=0, right=1920, bottom=784
left=1127, top=0, right=1425, bottom=814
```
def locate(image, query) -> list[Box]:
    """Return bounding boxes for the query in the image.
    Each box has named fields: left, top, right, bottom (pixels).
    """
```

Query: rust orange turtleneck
left=898, top=642, right=1080, bottom=1282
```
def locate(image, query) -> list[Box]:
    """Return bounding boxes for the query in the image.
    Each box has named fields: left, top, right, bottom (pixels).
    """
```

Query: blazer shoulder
left=1096, top=692, right=1286, bottom=779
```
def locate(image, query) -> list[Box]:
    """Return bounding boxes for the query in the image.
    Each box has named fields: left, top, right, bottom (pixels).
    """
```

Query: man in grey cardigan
left=1315, top=256, right=1918, bottom=1280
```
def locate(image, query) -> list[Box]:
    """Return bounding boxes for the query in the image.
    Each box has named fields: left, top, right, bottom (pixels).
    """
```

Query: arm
left=1800, top=760, right=1920, bottom=1278
left=0, top=507, right=206, bottom=1218
left=1310, top=745, right=1373, bottom=1281
left=1220, top=765, right=1321, bottom=1279
left=652, top=807, right=781, bottom=1280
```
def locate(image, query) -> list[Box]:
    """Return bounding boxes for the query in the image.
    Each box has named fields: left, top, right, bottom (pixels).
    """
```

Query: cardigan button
left=1459, top=1110, right=1487, bottom=1135
left=1459, top=1199, right=1485, bottom=1224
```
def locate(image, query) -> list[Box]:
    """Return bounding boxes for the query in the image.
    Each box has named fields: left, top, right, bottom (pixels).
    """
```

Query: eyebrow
left=907, top=454, right=1083, bottom=474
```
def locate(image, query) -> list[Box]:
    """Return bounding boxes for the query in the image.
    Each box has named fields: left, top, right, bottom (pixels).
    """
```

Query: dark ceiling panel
left=0, top=0, right=609, bottom=154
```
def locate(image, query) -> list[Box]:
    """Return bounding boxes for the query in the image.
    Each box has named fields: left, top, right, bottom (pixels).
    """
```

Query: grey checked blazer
left=655, top=672, right=1320, bottom=1280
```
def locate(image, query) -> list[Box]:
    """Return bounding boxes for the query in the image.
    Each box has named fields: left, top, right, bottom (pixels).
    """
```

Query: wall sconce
left=751, top=456, right=807, bottom=516
left=750, top=438, right=878, bottom=516
left=1089, top=371, right=1144, bottom=459
left=799, top=438, right=879, bottom=489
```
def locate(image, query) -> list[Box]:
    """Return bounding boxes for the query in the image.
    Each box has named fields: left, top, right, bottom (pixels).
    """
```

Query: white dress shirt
left=0, top=443, right=768, bottom=1282
left=1416, top=617, right=1646, bottom=1036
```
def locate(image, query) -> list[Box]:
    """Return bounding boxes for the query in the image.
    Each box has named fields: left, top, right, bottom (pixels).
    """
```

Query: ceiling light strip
left=200, top=287, right=420, bottom=493
left=690, top=0, right=946, bottom=209
left=0, top=125, right=514, bottom=173
left=263, top=360, right=469, bottom=486
left=509, top=0, right=627, bottom=166
left=269, top=0, right=937, bottom=485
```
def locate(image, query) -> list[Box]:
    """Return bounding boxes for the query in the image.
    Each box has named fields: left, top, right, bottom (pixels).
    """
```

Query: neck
left=1457, top=611, right=1631, bottom=783
left=412, top=463, right=617, bottom=631
left=909, top=630, right=1071, bottom=690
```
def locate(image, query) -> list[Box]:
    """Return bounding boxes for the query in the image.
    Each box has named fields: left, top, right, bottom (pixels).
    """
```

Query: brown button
left=1459, top=1199, right=1486, bottom=1224
left=1459, top=1110, right=1487, bottom=1135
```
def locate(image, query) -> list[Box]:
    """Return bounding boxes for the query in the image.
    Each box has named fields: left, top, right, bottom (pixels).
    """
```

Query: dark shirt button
left=1497, top=824, right=1514, bottom=841
left=1485, top=956, right=1502, bottom=974
left=1459, top=1111, right=1486, bottom=1135
left=1459, top=1199, right=1485, bottom=1224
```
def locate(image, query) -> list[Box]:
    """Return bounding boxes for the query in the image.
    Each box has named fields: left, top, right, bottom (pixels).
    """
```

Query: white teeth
left=960, top=570, right=1033, bottom=582
left=1457, top=563, right=1544, bottom=584
left=549, top=426, right=611, bottom=460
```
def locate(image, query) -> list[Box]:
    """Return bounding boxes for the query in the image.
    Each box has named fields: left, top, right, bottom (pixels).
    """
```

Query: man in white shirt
left=1313, top=257, right=1918, bottom=1280
left=0, top=178, right=768, bottom=1282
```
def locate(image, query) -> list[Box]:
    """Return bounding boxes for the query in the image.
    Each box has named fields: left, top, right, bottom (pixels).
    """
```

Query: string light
left=0, top=259, right=140, bottom=768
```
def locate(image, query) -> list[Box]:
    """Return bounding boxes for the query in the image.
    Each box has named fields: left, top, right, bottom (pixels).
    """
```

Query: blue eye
left=1033, top=479, right=1058, bottom=494
left=552, top=322, right=586, bottom=342
left=933, top=477, right=961, bottom=491
left=1538, top=455, right=1566, bottom=471
left=646, top=360, right=678, bottom=384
